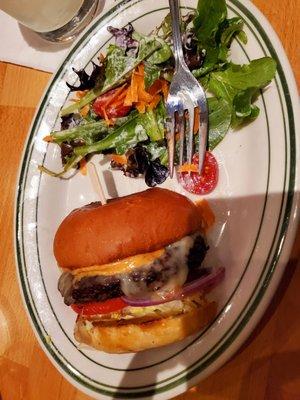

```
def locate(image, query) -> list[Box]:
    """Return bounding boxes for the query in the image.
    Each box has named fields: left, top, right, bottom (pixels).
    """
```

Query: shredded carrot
left=136, top=101, right=146, bottom=113
left=124, top=63, right=168, bottom=113
left=195, top=199, right=215, bottom=232
left=122, top=64, right=171, bottom=114
left=124, top=81, right=138, bottom=105
left=70, top=89, right=88, bottom=103
left=148, top=79, right=169, bottom=99
left=104, top=84, right=127, bottom=108
left=116, top=90, right=127, bottom=102
left=138, top=88, right=153, bottom=103
left=193, top=107, right=200, bottom=134
left=102, top=107, right=113, bottom=126
left=110, top=154, right=127, bottom=165
left=80, top=104, right=90, bottom=117
left=76, top=90, right=88, bottom=99
left=99, top=53, right=105, bottom=63
left=178, top=163, right=199, bottom=173
left=136, top=64, right=153, bottom=103
left=148, top=79, right=161, bottom=96
left=148, top=94, right=161, bottom=110
left=43, top=135, right=54, bottom=143
left=79, top=158, right=87, bottom=175
left=161, top=79, right=169, bottom=99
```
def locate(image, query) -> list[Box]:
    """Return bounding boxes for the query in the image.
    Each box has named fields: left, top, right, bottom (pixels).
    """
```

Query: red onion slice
left=122, top=267, right=225, bottom=307
left=182, top=266, right=225, bottom=296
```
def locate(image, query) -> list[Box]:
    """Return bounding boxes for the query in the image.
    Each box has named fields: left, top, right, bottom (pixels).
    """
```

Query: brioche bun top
left=53, top=188, right=201, bottom=270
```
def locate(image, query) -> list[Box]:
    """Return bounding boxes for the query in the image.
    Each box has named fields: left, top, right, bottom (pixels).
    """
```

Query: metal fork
left=166, top=0, right=208, bottom=178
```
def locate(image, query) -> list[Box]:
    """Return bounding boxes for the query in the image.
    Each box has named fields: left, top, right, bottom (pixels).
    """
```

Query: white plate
left=15, top=1, right=299, bottom=399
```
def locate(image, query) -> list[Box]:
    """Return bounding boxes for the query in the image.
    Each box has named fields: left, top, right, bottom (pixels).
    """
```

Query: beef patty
left=58, top=233, right=208, bottom=305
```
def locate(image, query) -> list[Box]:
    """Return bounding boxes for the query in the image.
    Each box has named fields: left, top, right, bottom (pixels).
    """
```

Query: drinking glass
left=0, top=0, right=100, bottom=42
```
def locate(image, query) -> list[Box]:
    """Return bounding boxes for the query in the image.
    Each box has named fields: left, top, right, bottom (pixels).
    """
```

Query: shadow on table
left=238, top=224, right=300, bottom=355
left=17, top=0, right=106, bottom=53
left=112, top=351, right=181, bottom=399
left=18, top=24, right=71, bottom=53
left=108, top=191, right=299, bottom=399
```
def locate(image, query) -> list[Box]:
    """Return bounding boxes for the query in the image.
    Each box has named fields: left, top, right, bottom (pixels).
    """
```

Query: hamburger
left=54, top=188, right=224, bottom=353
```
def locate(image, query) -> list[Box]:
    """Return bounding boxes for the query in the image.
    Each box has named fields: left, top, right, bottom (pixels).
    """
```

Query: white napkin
left=0, top=0, right=117, bottom=73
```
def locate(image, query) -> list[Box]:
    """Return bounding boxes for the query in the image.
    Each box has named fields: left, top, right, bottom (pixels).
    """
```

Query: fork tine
left=166, top=115, right=175, bottom=178
left=198, top=106, right=208, bottom=172
left=178, top=111, right=184, bottom=166
left=186, top=104, right=195, bottom=165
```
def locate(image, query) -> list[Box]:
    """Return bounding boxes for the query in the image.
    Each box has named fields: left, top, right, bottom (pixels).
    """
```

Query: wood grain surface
left=0, top=1, right=299, bottom=399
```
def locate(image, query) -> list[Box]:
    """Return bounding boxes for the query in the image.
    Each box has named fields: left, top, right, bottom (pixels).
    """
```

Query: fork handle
left=169, top=0, right=186, bottom=69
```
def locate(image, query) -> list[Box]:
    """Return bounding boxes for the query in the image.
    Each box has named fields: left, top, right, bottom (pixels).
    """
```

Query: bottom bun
left=74, top=299, right=217, bottom=353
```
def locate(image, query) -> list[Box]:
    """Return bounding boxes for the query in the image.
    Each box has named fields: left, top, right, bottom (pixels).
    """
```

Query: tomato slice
left=71, top=297, right=127, bottom=316
left=92, top=88, right=131, bottom=119
left=178, top=152, right=219, bottom=195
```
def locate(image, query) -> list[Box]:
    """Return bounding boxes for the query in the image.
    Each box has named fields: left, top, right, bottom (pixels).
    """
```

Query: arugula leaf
left=102, top=36, right=162, bottom=89
left=159, top=149, right=168, bottom=166
left=146, top=142, right=167, bottom=161
left=133, top=31, right=172, bottom=65
left=50, top=121, right=109, bottom=145
left=192, top=1, right=245, bottom=80
left=137, top=35, right=163, bottom=60
left=73, top=105, right=166, bottom=158
left=160, top=13, right=172, bottom=38
left=233, top=87, right=258, bottom=118
left=142, top=108, right=164, bottom=142
left=192, top=46, right=224, bottom=78
left=207, top=97, right=232, bottom=150
left=219, top=17, right=245, bottom=47
left=144, top=62, right=160, bottom=87
left=50, top=114, right=135, bottom=146
left=194, top=0, right=227, bottom=44
left=154, top=100, right=166, bottom=140
left=208, top=58, right=276, bottom=126
left=237, top=30, right=248, bottom=44
left=103, top=44, right=134, bottom=87
left=231, top=105, right=260, bottom=128
left=209, top=58, right=277, bottom=94
left=208, top=73, right=238, bottom=103
left=147, top=38, right=172, bottom=64
left=74, top=112, right=148, bottom=157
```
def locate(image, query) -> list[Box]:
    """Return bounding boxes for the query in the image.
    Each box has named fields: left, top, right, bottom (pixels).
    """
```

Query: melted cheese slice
left=73, top=249, right=164, bottom=280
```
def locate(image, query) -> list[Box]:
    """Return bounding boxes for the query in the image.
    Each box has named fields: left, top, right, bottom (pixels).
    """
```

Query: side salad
left=41, top=0, right=276, bottom=194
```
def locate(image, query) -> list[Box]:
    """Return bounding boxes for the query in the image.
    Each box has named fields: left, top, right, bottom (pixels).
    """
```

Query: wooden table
left=0, top=1, right=299, bottom=399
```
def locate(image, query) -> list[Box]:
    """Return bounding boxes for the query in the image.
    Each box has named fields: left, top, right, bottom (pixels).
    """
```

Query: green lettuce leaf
left=219, top=17, right=245, bottom=47
left=207, top=97, right=232, bottom=149
left=233, top=87, right=258, bottom=118
left=194, top=0, right=227, bottom=44
left=144, top=62, right=161, bottom=88
left=208, top=58, right=277, bottom=95
left=208, top=57, right=276, bottom=126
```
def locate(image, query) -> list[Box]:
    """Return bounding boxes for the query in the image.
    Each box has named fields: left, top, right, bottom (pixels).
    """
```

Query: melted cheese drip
left=120, top=235, right=194, bottom=300
left=73, top=249, right=164, bottom=280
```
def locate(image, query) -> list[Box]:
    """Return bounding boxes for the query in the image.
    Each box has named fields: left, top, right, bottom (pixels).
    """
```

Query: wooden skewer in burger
left=54, top=167, right=224, bottom=353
